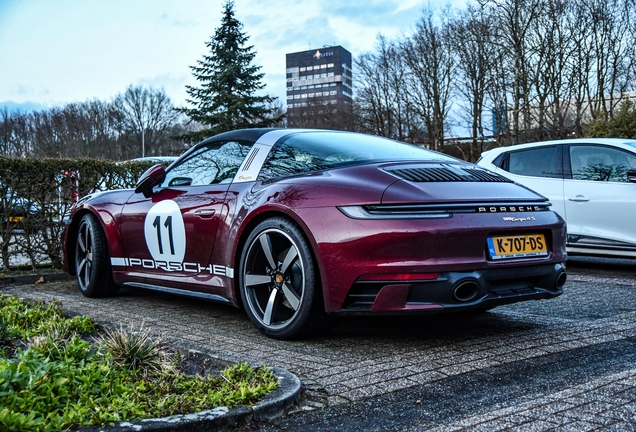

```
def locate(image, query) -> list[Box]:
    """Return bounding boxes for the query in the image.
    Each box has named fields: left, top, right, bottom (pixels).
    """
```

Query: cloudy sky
left=0, top=0, right=462, bottom=112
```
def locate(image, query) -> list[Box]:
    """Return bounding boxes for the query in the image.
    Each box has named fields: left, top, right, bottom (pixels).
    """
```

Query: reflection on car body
left=62, top=129, right=567, bottom=339
left=478, top=138, right=636, bottom=257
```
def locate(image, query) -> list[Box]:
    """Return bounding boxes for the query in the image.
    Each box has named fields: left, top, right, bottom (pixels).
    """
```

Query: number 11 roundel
left=144, top=200, right=186, bottom=264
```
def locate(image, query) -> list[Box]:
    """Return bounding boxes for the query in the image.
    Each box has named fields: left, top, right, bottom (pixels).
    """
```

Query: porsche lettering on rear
left=477, top=205, right=541, bottom=213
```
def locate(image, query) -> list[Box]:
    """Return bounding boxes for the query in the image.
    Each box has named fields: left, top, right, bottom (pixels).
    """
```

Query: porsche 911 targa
left=62, top=129, right=567, bottom=339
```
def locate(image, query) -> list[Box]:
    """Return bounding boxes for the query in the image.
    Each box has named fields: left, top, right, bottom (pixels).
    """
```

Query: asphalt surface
left=3, top=256, right=636, bottom=431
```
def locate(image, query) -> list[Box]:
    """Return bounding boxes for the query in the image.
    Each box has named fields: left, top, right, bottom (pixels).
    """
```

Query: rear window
left=258, top=132, right=453, bottom=180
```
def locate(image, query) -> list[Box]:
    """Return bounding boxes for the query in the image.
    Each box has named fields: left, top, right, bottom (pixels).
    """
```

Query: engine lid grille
left=387, top=165, right=512, bottom=183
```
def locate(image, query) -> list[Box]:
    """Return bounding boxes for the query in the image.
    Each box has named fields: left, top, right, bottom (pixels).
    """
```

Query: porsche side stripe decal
left=110, top=257, right=234, bottom=278
left=111, top=257, right=126, bottom=267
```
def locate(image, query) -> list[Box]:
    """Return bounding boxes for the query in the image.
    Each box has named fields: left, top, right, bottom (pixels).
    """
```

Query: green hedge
left=0, top=158, right=166, bottom=272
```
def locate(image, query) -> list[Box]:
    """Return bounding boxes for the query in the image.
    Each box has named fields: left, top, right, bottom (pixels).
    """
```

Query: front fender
left=64, top=200, right=126, bottom=277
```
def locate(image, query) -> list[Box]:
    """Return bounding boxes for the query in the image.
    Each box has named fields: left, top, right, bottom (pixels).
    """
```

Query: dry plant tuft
left=97, top=323, right=172, bottom=375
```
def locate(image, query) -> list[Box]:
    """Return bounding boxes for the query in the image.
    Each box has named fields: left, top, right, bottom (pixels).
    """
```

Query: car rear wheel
left=239, top=217, right=323, bottom=339
left=75, top=213, right=118, bottom=297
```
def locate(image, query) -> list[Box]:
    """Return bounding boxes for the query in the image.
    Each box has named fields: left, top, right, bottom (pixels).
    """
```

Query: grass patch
left=0, top=295, right=278, bottom=431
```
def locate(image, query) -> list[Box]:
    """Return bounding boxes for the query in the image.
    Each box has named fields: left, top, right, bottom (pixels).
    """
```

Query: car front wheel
left=75, top=213, right=118, bottom=297
left=239, top=217, right=323, bottom=339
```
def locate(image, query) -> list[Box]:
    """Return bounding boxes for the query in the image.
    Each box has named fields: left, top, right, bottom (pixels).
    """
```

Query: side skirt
left=122, top=282, right=232, bottom=304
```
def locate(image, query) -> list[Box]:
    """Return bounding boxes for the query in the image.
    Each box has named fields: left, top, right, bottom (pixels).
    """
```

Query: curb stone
left=0, top=272, right=72, bottom=287
left=81, top=365, right=301, bottom=432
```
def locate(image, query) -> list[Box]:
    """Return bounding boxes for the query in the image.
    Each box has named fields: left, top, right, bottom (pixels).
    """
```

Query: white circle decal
left=144, top=200, right=186, bottom=264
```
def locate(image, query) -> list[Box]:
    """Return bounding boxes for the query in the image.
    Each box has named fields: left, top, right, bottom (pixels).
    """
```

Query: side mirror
left=628, top=169, right=636, bottom=183
left=134, top=164, right=166, bottom=198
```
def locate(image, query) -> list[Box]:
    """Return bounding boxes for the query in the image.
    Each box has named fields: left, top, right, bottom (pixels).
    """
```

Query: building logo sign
left=313, top=50, right=333, bottom=59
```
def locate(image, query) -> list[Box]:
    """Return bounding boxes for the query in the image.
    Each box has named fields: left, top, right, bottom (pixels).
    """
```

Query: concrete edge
left=0, top=272, right=72, bottom=287
left=252, top=365, right=303, bottom=421
left=81, top=356, right=301, bottom=431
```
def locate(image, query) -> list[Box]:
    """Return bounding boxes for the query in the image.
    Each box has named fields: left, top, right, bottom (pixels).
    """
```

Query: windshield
left=258, top=131, right=454, bottom=180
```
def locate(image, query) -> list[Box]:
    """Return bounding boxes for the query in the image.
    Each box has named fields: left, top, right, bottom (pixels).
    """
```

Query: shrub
left=0, top=296, right=278, bottom=431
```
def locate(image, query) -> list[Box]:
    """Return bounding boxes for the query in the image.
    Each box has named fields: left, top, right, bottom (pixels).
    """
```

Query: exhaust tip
left=452, top=280, right=481, bottom=302
left=555, top=271, right=567, bottom=290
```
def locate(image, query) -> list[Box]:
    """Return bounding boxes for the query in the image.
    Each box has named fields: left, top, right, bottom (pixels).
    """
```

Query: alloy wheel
left=242, top=228, right=305, bottom=330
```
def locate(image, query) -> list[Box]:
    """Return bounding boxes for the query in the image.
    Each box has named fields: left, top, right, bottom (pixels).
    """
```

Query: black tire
left=75, top=213, right=118, bottom=297
left=239, top=217, right=324, bottom=340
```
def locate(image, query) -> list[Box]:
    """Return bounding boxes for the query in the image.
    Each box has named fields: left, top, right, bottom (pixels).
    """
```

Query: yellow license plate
left=8, top=216, right=24, bottom=223
left=487, top=234, right=548, bottom=260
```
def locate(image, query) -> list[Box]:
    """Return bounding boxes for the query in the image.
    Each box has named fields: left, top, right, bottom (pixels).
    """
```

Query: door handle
left=568, top=195, right=589, bottom=202
left=194, top=209, right=216, bottom=219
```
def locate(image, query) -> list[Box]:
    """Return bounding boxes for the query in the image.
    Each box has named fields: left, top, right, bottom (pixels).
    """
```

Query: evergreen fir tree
left=177, top=1, right=283, bottom=141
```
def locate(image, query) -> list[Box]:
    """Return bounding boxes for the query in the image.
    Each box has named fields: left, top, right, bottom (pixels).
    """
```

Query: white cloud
left=0, top=0, right=459, bottom=108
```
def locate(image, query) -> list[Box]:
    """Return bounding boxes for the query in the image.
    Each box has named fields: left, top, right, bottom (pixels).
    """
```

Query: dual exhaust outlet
left=451, top=270, right=567, bottom=303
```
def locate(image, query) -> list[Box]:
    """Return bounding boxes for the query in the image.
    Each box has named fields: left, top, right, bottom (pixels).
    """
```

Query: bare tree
left=451, top=4, right=500, bottom=159
left=403, top=7, right=455, bottom=150
left=523, top=0, right=576, bottom=140
left=355, top=35, right=419, bottom=141
left=484, top=0, right=546, bottom=143
left=113, top=85, right=180, bottom=158
left=583, top=0, right=634, bottom=119
left=1, top=88, right=187, bottom=160
left=0, top=108, right=27, bottom=157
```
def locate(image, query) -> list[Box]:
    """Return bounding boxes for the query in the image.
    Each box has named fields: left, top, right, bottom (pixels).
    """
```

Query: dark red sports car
left=62, top=129, right=567, bottom=339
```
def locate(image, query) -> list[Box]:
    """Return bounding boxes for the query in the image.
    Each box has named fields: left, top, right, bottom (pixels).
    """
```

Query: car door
left=491, top=145, right=566, bottom=217
left=563, top=144, right=636, bottom=248
left=118, top=140, right=252, bottom=281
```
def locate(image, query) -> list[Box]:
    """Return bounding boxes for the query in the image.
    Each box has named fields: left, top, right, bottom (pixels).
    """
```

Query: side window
left=258, top=142, right=319, bottom=180
left=161, top=141, right=252, bottom=187
left=506, top=146, right=561, bottom=178
left=569, top=145, right=636, bottom=182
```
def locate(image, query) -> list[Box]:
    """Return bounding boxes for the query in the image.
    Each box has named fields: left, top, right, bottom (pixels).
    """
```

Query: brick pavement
left=422, top=369, right=636, bottom=431
left=3, top=269, right=636, bottom=430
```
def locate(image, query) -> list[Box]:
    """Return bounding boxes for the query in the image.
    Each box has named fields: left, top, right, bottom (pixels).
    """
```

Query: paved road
left=3, top=257, right=636, bottom=431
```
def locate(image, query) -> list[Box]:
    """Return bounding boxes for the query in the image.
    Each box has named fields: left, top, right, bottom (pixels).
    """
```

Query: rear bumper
left=340, top=262, right=566, bottom=314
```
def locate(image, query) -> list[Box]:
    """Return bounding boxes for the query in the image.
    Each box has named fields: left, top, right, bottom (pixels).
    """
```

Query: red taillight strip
left=358, top=273, right=441, bottom=282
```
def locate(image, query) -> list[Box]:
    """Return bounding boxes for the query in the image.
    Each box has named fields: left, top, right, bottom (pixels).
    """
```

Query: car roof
left=198, top=128, right=279, bottom=146
left=197, top=128, right=347, bottom=146
left=125, top=156, right=179, bottom=163
left=482, top=137, right=636, bottom=158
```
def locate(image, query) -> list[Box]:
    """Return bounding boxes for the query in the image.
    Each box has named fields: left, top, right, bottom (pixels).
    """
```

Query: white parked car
left=478, top=138, right=636, bottom=258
